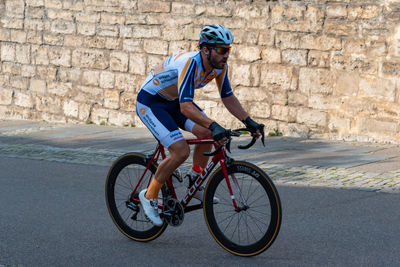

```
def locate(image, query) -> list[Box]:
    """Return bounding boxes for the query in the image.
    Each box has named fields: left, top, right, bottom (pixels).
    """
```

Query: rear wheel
left=105, top=153, right=167, bottom=241
left=203, top=161, right=282, bottom=256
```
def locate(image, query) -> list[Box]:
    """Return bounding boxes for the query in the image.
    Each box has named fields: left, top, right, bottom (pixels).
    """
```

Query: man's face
left=208, top=44, right=231, bottom=69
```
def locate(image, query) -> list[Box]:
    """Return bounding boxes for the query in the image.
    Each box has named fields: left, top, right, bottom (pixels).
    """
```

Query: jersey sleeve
left=178, top=58, right=197, bottom=103
left=215, top=64, right=233, bottom=98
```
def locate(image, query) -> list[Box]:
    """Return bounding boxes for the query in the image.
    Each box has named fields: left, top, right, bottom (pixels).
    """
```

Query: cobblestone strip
left=1, top=142, right=399, bottom=193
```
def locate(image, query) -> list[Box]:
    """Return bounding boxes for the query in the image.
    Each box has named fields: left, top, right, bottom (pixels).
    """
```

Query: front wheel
left=203, top=161, right=282, bottom=257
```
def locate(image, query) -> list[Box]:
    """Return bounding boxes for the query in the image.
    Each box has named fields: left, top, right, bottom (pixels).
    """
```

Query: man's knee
left=194, top=126, right=211, bottom=139
left=169, top=141, right=190, bottom=163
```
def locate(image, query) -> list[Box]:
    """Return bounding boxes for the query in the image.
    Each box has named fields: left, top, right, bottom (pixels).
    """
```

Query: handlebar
left=203, top=125, right=265, bottom=156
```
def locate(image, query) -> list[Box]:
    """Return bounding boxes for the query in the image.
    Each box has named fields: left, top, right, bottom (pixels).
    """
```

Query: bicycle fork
left=220, top=160, right=248, bottom=212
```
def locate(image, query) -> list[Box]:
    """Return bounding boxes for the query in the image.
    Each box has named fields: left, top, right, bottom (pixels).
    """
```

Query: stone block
left=82, top=70, right=100, bottom=86
left=1, top=17, right=24, bottom=29
left=5, top=0, right=25, bottom=18
left=101, top=13, right=125, bottom=25
left=100, top=71, right=115, bottom=89
left=184, top=27, right=201, bottom=41
left=123, top=39, right=143, bottom=53
left=328, top=115, right=351, bottom=132
left=143, top=40, right=168, bottom=55
left=275, top=31, right=300, bottom=49
left=75, top=12, right=100, bottom=23
left=360, top=118, right=398, bottom=134
left=26, top=0, right=44, bottom=7
left=381, top=62, right=400, bottom=77
left=63, top=99, right=79, bottom=118
left=77, top=23, right=96, bottom=36
left=138, top=0, right=171, bottom=13
left=37, top=66, right=57, bottom=81
left=261, top=48, right=281, bottom=64
left=233, top=86, right=269, bottom=102
left=56, top=67, right=81, bottom=83
left=234, top=45, right=261, bottom=62
left=260, top=65, right=294, bottom=90
left=230, top=63, right=251, bottom=86
left=104, top=90, right=120, bottom=109
left=282, top=49, right=308, bottom=66
left=271, top=105, right=290, bottom=121
left=334, top=71, right=359, bottom=97
left=49, top=47, right=71, bottom=67
left=361, top=5, right=380, bottom=19
left=344, top=39, right=366, bottom=55
left=97, top=25, right=119, bottom=37
left=273, top=5, right=324, bottom=33
left=91, top=106, right=109, bottom=124
left=10, top=30, right=26, bottom=43
left=110, top=51, right=129, bottom=72
left=168, top=41, right=190, bottom=55
left=132, top=26, right=161, bottom=39
left=248, top=102, right=271, bottom=119
left=120, top=92, right=136, bottom=112
left=2, top=62, right=21, bottom=75
left=162, top=28, right=185, bottom=41
left=0, top=75, right=9, bottom=87
left=297, top=108, right=327, bottom=127
left=27, top=31, right=42, bottom=44
left=15, top=92, right=33, bottom=108
left=324, top=20, right=358, bottom=36
left=308, top=95, right=341, bottom=110
left=45, top=0, right=63, bottom=9
left=258, top=30, right=275, bottom=46
left=359, top=75, right=396, bottom=102
left=129, top=53, right=147, bottom=75
left=72, top=49, right=109, bottom=69
left=78, top=103, right=91, bottom=121
left=43, top=34, right=63, bottom=46
left=51, top=20, right=76, bottom=34
left=300, top=35, right=342, bottom=51
left=326, top=5, right=347, bottom=18
left=30, top=79, right=47, bottom=93
left=115, top=73, right=140, bottom=92
left=108, top=110, right=133, bottom=126
left=171, top=2, right=195, bottom=14
left=21, top=65, right=36, bottom=78
left=47, top=82, right=72, bottom=96
left=299, top=68, right=334, bottom=96
left=15, top=44, right=31, bottom=64
left=11, top=77, right=28, bottom=89
left=0, top=29, right=11, bottom=41
left=288, top=91, right=308, bottom=106
left=35, top=95, right=62, bottom=114
left=1, top=43, right=15, bottom=63
left=0, top=88, right=13, bottom=105
left=77, top=86, right=103, bottom=101
left=308, top=50, right=330, bottom=68
left=64, top=36, right=83, bottom=47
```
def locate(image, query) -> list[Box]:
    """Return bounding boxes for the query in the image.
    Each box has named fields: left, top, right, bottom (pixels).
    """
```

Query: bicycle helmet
left=199, top=24, right=233, bottom=45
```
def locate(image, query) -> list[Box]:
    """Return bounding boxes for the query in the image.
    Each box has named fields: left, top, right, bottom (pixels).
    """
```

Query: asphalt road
left=1, top=157, right=400, bottom=266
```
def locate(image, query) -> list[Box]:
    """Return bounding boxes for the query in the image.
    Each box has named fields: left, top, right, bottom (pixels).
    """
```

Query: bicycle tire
left=105, top=153, right=167, bottom=242
left=203, top=161, right=282, bottom=256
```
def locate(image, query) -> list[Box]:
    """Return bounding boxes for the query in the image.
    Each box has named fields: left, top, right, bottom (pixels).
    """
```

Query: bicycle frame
left=130, top=138, right=243, bottom=213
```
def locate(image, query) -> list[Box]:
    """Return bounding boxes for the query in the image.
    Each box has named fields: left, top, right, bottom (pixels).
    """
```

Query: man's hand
left=242, top=116, right=264, bottom=139
left=208, top=122, right=228, bottom=145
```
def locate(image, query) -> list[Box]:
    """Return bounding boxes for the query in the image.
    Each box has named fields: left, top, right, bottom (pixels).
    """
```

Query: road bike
left=105, top=128, right=282, bottom=257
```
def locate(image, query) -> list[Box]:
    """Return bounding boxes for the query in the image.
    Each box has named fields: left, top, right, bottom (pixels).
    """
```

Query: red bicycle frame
left=130, top=137, right=242, bottom=212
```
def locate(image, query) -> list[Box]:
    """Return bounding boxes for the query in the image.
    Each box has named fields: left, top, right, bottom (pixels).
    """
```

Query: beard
left=210, top=56, right=226, bottom=69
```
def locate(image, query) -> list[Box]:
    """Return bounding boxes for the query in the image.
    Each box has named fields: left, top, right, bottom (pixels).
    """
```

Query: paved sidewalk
left=0, top=119, right=399, bottom=193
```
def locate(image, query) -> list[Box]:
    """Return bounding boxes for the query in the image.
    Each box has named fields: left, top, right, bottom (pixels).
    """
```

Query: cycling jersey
left=138, top=51, right=233, bottom=102
left=136, top=51, right=233, bottom=148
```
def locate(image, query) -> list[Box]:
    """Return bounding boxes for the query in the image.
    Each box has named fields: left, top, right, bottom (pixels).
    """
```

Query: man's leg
left=145, top=139, right=190, bottom=199
left=140, top=139, right=190, bottom=226
left=191, top=124, right=212, bottom=169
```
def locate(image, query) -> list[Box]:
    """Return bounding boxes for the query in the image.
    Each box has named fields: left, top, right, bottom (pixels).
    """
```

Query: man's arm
left=180, top=102, right=214, bottom=128
left=221, top=94, right=248, bottom=121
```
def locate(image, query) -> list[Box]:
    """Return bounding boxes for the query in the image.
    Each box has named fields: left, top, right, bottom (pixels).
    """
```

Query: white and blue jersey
left=136, top=51, right=233, bottom=148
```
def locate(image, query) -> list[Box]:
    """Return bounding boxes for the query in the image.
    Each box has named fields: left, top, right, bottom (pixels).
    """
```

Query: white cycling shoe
left=190, top=186, right=220, bottom=204
left=139, top=189, right=163, bottom=226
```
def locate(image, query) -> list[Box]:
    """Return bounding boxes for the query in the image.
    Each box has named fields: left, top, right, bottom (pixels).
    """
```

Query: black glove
left=208, top=122, right=227, bottom=142
left=242, top=116, right=263, bottom=133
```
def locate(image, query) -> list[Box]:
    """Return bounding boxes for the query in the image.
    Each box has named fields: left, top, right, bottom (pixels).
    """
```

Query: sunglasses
left=210, top=46, right=231, bottom=55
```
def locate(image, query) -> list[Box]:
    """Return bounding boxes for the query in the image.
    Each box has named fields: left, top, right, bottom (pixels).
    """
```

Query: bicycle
left=105, top=128, right=282, bottom=257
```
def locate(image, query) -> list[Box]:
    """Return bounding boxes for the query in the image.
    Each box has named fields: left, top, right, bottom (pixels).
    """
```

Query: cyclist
left=136, top=24, right=264, bottom=226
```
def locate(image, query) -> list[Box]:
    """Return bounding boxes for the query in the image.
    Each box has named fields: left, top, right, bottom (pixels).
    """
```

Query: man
left=136, top=24, right=264, bottom=226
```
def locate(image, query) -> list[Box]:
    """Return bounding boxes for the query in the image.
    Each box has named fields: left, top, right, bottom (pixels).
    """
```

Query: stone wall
left=0, top=0, right=399, bottom=143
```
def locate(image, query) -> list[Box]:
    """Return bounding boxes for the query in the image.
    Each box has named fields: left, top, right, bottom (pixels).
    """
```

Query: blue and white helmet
left=199, top=24, right=234, bottom=45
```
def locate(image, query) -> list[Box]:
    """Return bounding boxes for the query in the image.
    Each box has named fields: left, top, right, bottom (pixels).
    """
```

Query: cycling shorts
left=136, top=90, right=205, bottom=148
